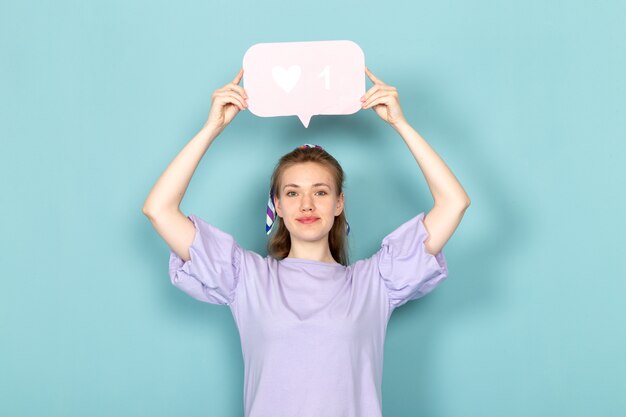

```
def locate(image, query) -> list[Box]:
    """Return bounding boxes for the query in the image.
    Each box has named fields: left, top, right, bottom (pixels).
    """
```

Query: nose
left=300, top=194, right=314, bottom=212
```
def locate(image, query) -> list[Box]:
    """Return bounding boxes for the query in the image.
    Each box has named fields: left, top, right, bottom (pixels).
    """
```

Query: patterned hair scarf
left=266, top=144, right=350, bottom=236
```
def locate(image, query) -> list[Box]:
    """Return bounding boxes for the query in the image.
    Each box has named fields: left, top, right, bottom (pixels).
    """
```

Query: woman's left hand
left=361, top=67, right=407, bottom=127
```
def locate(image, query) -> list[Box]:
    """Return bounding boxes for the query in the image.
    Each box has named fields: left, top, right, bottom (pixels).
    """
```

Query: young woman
left=143, top=67, right=470, bottom=417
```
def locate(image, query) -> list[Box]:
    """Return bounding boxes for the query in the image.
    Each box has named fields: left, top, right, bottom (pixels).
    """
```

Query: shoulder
left=348, top=253, right=378, bottom=275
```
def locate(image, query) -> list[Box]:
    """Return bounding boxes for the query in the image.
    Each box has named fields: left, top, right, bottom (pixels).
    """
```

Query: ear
left=335, top=192, right=344, bottom=216
left=273, top=193, right=282, bottom=217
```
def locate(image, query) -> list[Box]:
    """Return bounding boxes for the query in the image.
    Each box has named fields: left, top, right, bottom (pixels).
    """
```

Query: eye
left=286, top=190, right=328, bottom=197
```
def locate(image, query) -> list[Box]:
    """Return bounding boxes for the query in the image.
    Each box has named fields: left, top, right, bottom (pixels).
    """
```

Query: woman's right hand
left=203, top=68, right=248, bottom=131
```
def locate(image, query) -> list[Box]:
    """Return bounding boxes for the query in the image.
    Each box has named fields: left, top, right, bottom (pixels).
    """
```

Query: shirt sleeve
left=168, top=214, right=243, bottom=305
left=376, top=212, right=449, bottom=310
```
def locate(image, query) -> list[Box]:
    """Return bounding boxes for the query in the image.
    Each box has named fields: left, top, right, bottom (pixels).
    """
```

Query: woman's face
left=274, top=162, right=344, bottom=241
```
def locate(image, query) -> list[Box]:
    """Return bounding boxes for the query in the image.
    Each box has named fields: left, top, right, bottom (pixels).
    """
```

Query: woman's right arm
left=142, top=68, right=248, bottom=261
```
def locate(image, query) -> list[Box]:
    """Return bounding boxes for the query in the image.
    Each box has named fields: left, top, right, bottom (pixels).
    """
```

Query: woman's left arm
left=361, top=67, right=470, bottom=255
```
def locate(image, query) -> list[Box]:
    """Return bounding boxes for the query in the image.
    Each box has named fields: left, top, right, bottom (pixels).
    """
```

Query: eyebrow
left=283, top=183, right=331, bottom=190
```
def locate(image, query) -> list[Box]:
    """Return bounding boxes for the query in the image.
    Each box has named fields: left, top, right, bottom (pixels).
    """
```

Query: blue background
left=1, top=0, right=625, bottom=416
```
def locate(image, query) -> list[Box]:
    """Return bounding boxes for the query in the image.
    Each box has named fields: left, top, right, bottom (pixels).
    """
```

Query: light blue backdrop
left=1, top=0, right=624, bottom=416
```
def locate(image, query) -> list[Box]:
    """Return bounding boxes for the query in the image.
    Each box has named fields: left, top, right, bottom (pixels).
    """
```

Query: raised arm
left=361, top=66, right=470, bottom=256
left=391, top=121, right=470, bottom=256
left=142, top=68, right=248, bottom=261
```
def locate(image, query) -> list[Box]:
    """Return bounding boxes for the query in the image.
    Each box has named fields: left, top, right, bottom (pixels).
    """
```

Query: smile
left=297, top=218, right=320, bottom=224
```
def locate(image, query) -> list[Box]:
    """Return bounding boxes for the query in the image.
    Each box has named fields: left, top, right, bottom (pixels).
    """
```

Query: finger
left=363, top=96, right=392, bottom=110
left=232, top=67, right=244, bottom=85
left=365, top=66, right=384, bottom=85
left=361, top=85, right=396, bottom=103
left=362, top=91, right=388, bottom=109
left=360, top=84, right=381, bottom=103
left=224, top=92, right=247, bottom=110
left=216, top=92, right=246, bottom=110
left=225, top=83, right=248, bottom=99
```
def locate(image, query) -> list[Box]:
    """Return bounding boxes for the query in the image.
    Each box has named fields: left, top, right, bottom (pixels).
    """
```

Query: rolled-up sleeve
left=376, top=212, right=449, bottom=310
left=168, top=214, right=243, bottom=305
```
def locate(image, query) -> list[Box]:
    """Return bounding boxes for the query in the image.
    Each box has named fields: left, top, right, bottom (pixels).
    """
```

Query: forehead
left=281, top=162, right=333, bottom=185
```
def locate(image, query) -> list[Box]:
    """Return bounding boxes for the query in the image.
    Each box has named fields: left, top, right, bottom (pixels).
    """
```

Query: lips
left=296, top=217, right=320, bottom=224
